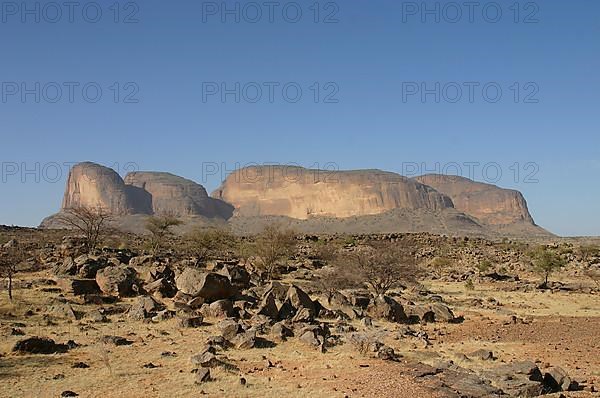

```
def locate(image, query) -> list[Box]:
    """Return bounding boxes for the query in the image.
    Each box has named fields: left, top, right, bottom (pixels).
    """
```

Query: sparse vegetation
left=529, top=246, right=567, bottom=287
left=186, top=227, right=236, bottom=264
left=251, top=224, right=297, bottom=281
left=55, top=206, right=113, bottom=252
left=340, top=242, right=420, bottom=296
left=145, top=215, right=183, bottom=254
left=465, top=279, right=475, bottom=291
left=0, top=240, right=26, bottom=300
left=580, top=244, right=600, bottom=263
left=476, top=259, right=493, bottom=274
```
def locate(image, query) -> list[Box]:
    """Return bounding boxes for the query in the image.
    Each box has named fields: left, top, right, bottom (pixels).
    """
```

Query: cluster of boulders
left=20, top=235, right=588, bottom=395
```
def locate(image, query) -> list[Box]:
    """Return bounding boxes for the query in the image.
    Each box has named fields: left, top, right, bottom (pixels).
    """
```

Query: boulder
left=367, top=296, right=408, bottom=323
left=194, top=368, right=211, bottom=384
left=47, top=302, right=78, bottom=320
left=96, top=266, right=138, bottom=297
left=178, top=316, right=204, bottom=328
left=206, top=299, right=235, bottom=318
left=271, top=321, right=293, bottom=341
left=218, top=319, right=241, bottom=340
left=13, top=337, right=69, bottom=354
left=232, top=331, right=256, bottom=349
left=175, top=268, right=236, bottom=302
left=256, top=292, right=279, bottom=319
left=53, top=257, right=77, bottom=275
left=56, top=278, right=100, bottom=296
left=128, top=296, right=162, bottom=320
left=544, top=367, right=576, bottom=392
left=190, top=351, right=221, bottom=368
left=286, top=285, right=316, bottom=315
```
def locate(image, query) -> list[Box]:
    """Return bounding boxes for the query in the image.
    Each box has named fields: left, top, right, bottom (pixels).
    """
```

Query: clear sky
left=0, top=0, right=598, bottom=236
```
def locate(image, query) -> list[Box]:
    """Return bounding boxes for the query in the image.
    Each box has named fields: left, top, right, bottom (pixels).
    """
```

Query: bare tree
left=252, top=224, right=296, bottom=281
left=145, top=215, right=182, bottom=254
left=340, top=242, right=421, bottom=296
left=0, top=240, right=26, bottom=300
left=56, top=206, right=113, bottom=252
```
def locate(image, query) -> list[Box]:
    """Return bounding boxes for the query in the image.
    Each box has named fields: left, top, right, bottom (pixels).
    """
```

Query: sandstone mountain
left=41, top=162, right=551, bottom=237
left=43, top=162, right=233, bottom=227
left=212, top=166, right=454, bottom=219
left=124, top=171, right=233, bottom=219
left=414, top=175, right=535, bottom=225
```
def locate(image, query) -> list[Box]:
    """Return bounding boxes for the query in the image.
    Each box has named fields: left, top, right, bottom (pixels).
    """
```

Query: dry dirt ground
left=0, top=271, right=598, bottom=398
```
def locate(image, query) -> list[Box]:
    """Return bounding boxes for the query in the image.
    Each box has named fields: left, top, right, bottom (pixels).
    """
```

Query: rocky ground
left=0, top=227, right=599, bottom=398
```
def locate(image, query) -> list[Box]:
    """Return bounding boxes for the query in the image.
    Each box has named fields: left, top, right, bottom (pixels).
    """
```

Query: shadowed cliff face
left=61, top=162, right=149, bottom=215
left=58, top=163, right=232, bottom=219
left=212, top=166, right=455, bottom=219
left=124, top=172, right=233, bottom=219
left=414, top=174, right=535, bottom=226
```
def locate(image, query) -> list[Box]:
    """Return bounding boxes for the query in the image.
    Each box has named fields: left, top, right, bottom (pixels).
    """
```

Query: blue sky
left=0, top=0, right=598, bottom=236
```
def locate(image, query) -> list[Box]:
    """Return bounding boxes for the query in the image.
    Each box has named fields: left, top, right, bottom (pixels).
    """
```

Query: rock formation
left=42, top=162, right=547, bottom=237
left=124, top=172, right=233, bottom=219
left=414, top=174, right=535, bottom=225
left=61, top=162, right=150, bottom=215
left=212, top=166, right=454, bottom=219
left=51, top=162, right=232, bottom=220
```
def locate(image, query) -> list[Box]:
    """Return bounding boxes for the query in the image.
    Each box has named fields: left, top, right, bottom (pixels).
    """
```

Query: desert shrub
left=251, top=224, right=297, bottom=281
left=431, top=256, right=453, bottom=270
left=465, top=279, right=475, bottom=291
left=186, top=227, right=237, bottom=264
left=145, top=215, right=182, bottom=254
left=310, top=240, right=338, bottom=263
left=337, top=241, right=421, bottom=296
left=580, top=245, right=600, bottom=263
left=528, top=246, right=567, bottom=287
left=477, top=259, right=493, bottom=274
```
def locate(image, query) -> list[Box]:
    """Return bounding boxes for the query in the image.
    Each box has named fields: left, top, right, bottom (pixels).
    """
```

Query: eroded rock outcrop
left=61, top=162, right=150, bottom=215
left=47, top=162, right=232, bottom=222
left=414, top=175, right=535, bottom=225
left=212, top=166, right=455, bottom=219
left=124, top=172, right=232, bottom=219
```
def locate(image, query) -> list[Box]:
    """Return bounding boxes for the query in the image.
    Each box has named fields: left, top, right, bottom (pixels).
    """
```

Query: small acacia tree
left=186, top=227, right=236, bottom=265
left=56, top=206, right=113, bottom=252
left=252, top=224, right=296, bottom=281
left=145, top=215, right=182, bottom=254
left=0, top=240, right=26, bottom=300
left=341, top=242, right=421, bottom=296
left=529, top=246, right=566, bottom=287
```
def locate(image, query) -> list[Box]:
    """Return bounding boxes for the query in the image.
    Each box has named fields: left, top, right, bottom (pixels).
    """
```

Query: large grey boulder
left=175, top=268, right=236, bottom=302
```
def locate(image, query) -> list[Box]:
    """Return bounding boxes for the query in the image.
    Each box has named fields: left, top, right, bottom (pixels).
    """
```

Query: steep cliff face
left=414, top=175, right=535, bottom=225
left=212, top=166, right=455, bottom=219
left=61, top=162, right=148, bottom=215
left=57, top=162, right=231, bottom=219
left=124, top=172, right=233, bottom=219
